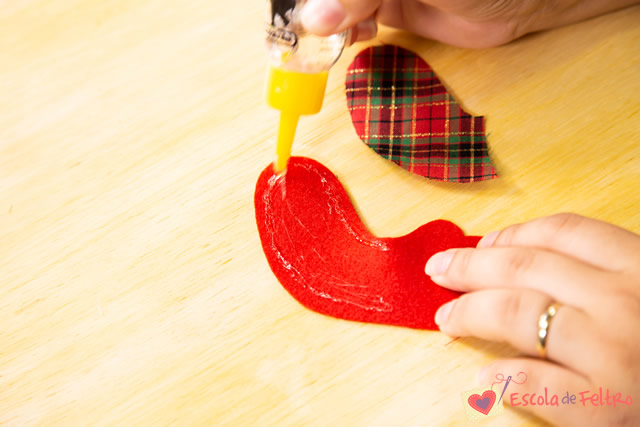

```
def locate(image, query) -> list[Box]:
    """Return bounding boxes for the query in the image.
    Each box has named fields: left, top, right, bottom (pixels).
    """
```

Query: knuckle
left=608, top=291, right=640, bottom=326
left=494, top=224, right=518, bottom=246
left=543, top=212, right=585, bottom=236
left=621, top=293, right=640, bottom=319
left=496, top=213, right=588, bottom=248
left=449, top=294, right=470, bottom=332
left=497, top=292, right=523, bottom=328
left=624, top=292, right=640, bottom=317
left=500, top=249, right=537, bottom=281
left=450, top=249, right=474, bottom=280
left=617, top=344, right=637, bottom=376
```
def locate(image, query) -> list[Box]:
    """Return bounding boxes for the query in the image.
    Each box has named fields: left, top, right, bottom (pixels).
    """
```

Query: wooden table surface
left=1, top=1, right=639, bottom=425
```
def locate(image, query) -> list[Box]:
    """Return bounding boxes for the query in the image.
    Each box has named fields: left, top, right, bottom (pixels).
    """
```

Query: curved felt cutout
left=255, top=157, right=481, bottom=330
left=346, top=44, right=497, bottom=183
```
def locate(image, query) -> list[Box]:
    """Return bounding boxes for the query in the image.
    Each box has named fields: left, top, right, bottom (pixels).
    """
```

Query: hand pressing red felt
left=426, top=214, right=640, bottom=425
left=255, top=156, right=479, bottom=330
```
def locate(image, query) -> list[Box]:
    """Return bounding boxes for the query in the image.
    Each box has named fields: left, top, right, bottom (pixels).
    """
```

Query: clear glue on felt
left=265, top=0, right=348, bottom=172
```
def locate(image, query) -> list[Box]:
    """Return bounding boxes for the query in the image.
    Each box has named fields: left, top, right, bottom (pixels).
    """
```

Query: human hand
left=425, top=213, right=640, bottom=425
left=301, top=0, right=640, bottom=48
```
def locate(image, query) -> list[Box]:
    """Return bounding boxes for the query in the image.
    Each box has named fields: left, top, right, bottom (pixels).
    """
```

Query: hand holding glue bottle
left=265, top=0, right=348, bottom=172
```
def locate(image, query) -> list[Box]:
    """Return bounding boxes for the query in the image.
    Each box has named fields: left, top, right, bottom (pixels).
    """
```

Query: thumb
left=300, top=0, right=381, bottom=36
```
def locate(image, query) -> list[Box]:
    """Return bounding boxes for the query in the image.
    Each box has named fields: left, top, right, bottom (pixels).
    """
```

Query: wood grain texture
left=1, top=1, right=639, bottom=425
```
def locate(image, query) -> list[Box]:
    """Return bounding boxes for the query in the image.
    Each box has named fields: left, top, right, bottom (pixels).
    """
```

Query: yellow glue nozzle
left=266, top=66, right=329, bottom=172
left=274, top=111, right=299, bottom=172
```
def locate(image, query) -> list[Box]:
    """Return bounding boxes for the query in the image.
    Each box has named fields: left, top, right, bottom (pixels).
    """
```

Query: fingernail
left=300, top=0, right=346, bottom=35
left=425, top=251, right=454, bottom=277
left=478, top=230, right=499, bottom=248
left=435, top=300, right=455, bottom=326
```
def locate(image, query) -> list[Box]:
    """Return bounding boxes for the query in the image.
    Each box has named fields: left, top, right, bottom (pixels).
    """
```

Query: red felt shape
left=255, top=156, right=480, bottom=330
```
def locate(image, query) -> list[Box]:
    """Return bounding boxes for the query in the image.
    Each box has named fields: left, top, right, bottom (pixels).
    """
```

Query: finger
left=301, top=0, right=382, bottom=36
left=347, top=18, right=378, bottom=45
left=478, top=213, right=640, bottom=274
left=478, top=358, right=597, bottom=427
left=377, top=0, right=519, bottom=48
left=436, top=289, right=606, bottom=376
left=425, top=247, right=610, bottom=310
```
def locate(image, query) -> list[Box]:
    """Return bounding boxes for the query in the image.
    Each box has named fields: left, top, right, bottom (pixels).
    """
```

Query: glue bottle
left=265, top=0, right=348, bottom=172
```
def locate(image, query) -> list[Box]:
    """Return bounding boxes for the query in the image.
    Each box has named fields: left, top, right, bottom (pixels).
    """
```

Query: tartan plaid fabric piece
left=345, top=45, right=497, bottom=183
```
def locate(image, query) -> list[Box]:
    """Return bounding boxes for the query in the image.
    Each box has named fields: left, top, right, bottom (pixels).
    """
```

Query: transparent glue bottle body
left=265, top=0, right=348, bottom=172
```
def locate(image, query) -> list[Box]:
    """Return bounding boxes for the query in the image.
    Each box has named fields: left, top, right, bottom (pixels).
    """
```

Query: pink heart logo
left=467, top=390, right=496, bottom=415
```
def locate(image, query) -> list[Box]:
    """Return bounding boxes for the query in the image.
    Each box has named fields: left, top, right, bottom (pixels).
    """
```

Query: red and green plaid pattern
left=345, top=45, right=497, bottom=183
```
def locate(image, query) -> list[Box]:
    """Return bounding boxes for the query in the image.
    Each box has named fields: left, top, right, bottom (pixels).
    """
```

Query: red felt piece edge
left=255, top=157, right=480, bottom=330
